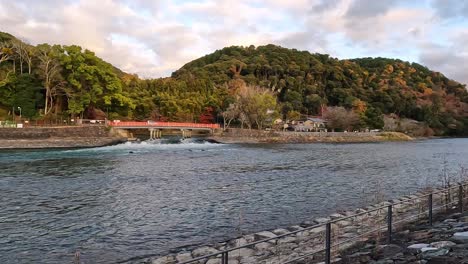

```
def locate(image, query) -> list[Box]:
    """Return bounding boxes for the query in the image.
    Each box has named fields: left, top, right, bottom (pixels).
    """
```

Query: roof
left=306, top=117, right=326, bottom=123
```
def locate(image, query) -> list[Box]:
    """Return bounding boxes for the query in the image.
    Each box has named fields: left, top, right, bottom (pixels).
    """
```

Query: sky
left=0, top=0, right=467, bottom=84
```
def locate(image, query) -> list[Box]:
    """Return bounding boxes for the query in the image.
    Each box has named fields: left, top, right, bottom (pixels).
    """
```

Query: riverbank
left=209, top=129, right=413, bottom=144
left=147, top=184, right=466, bottom=264
left=342, top=211, right=468, bottom=263
left=0, top=126, right=126, bottom=149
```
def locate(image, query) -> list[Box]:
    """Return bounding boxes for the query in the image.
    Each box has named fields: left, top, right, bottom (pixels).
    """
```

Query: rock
left=287, top=225, right=304, bottom=232
left=427, top=257, right=458, bottom=264
left=254, top=242, right=272, bottom=251
left=243, top=234, right=255, bottom=243
left=192, top=246, right=219, bottom=257
left=227, top=237, right=248, bottom=248
left=379, top=244, right=403, bottom=258
left=309, top=225, right=326, bottom=234
left=314, top=217, right=331, bottom=224
left=429, top=241, right=456, bottom=248
left=372, top=260, right=393, bottom=264
left=151, top=256, right=175, bottom=264
left=421, top=248, right=449, bottom=259
left=254, top=231, right=277, bottom=241
left=420, top=247, right=439, bottom=252
left=278, top=236, right=297, bottom=244
left=329, top=213, right=345, bottom=219
left=206, top=259, right=221, bottom=264
left=344, top=251, right=371, bottom=263
left=175, top=252, right=192, bottom=262
left=410, top=231, right=432, bottom=241
left=230, top=248, right=254, bottom=258
left=443, top=218, right=457, bottom=223
left=272, top=228, right=290, bottom=236
left=452, top=231, right=468, bottom=241
left=336, top=220, right=353, bottom=227
left=316, top=257, right=342, bottom=264
left=407, top=243, right=430, bottom=252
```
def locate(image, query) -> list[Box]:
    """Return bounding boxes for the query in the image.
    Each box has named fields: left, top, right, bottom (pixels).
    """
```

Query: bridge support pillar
left=149, top=128, right=156, bottom=140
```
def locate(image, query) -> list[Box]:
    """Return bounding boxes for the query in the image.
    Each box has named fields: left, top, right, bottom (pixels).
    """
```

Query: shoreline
left=208, top=130, right=414, bottom=144
left=0, top=138, right=127, bottom=150
left=0, top=126, right=126, bottom=150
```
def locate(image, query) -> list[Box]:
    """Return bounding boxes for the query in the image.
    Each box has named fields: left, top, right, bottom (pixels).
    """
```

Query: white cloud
left=0, top=0, right=466, bottom=85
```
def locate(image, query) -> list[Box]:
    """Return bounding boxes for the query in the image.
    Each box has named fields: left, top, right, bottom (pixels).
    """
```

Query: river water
left=1, top=138, right=468, bottom=263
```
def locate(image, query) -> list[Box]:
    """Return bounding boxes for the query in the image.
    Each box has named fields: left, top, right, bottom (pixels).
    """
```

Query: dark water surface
left=1, top=138, right=468, bottom=263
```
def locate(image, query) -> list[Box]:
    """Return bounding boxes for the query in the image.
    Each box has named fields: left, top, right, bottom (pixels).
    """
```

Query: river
left=1, top=138, right=468, bottom=263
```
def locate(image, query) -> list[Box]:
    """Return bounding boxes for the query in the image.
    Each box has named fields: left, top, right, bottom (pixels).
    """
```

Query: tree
left=11, top=39, right=33, bottom=74
left=362, top=106, right=384, bottom=129
left=286, top=110, right=301, bottom=121
left=323, top=106, right=360, bottom=131
left=221, top=103, right=239, bottom=130
left=37, top=44, right=64, bottom=115
left=235, top=85, right=278, bottom=130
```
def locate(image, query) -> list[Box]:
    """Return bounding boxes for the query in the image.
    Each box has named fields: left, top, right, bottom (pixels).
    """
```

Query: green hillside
left=174, top=45, right=468, bottom=135
left=0, top=33, right=467, bottom=135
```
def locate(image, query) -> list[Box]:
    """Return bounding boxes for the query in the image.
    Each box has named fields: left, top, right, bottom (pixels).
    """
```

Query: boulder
left=192, top=246, right=219, bottom=257
left=227, top=237, right=248, bottom=248
left=254, top=231, right=277, bottom=241
left=230, top=248, right=254, bottom=258
left=206, top=259, right=221, bottom=264
left=151, top=256, right=175, bottom=264
left=343, top=251, right=371, bottom=263
left=329, top=213, right=345, bottom=219
left=421, top=248, right=449, bottom=259
left=314, top=217, right=331, bottom=224
left=254, top=242, right=273, bottom=251
left=272, top=228, right=290, bottom=236
left=407, top=243, right=430, bottom=253
left=420, top=247, right=439, bottom=252
left=175, top=252, right=192, bottom=262
left=452, top=231, right=468, bottom=241
left=287, top=225, right=304, bottom=232
left=429, top=241, right=456, bottom=249
left=379, top=244, right=403, bottom=258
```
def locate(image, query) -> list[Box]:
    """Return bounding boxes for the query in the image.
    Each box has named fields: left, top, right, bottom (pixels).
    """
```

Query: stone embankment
left=147, top=185, right=464, bottom=264
left=0, top=126, right=126, bottom=149
left=209, top=129, right=413, bottom=144
left=346, top=211, right=468, bottom=263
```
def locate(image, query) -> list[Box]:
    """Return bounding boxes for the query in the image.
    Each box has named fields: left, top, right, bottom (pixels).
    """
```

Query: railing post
left=387, top=205, right=393, bottom=244
left=325, top=222, right=331, bottom=264
left=221, top=252, right=228, bottom=264
left=428, top=193, right=433, bottom=226
left=459, top=184, right=464, bottom=214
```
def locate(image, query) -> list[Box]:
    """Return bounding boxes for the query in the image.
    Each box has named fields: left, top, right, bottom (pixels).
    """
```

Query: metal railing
left=177, top=182, right=468, bottom=264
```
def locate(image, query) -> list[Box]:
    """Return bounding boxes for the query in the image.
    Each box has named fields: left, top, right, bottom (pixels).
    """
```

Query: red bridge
left=108, top=121, right=220, bottom=130
left=108, top=121, right=220, bottom=139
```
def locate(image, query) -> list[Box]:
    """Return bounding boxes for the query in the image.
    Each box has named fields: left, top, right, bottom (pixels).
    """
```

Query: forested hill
left=173, top=45, right=468, bottom=134
left=1, top=32, right=467, bottom=135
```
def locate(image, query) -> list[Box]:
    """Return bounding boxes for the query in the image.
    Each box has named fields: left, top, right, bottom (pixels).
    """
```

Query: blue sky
left=0, top=0, right=467, bottom=84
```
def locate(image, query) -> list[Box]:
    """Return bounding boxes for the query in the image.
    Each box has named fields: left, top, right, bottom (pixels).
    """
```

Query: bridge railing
left=108, top=121, right=220, bottom=129
left=175, top=182, right=468, bottom=264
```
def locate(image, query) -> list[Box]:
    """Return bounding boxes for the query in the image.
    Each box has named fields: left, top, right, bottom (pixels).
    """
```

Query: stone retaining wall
left=0, top=126, right=112, bottom=139
left=149, top=184, right=467, bottom=264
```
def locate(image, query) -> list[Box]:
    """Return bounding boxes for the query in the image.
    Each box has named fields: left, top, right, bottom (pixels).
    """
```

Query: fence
left=172, top=183, right=468, bottom=264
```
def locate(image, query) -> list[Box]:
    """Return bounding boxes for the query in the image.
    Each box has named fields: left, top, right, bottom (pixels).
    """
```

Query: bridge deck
left=108, top=121, right=220, bottom=130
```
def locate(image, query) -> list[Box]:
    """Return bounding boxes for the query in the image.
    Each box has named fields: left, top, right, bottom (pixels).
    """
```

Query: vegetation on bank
left=1, top=32, right=467, bottom=136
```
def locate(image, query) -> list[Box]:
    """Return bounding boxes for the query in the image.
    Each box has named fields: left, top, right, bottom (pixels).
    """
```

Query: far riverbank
left=208, top=128, right=413, bottom=144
